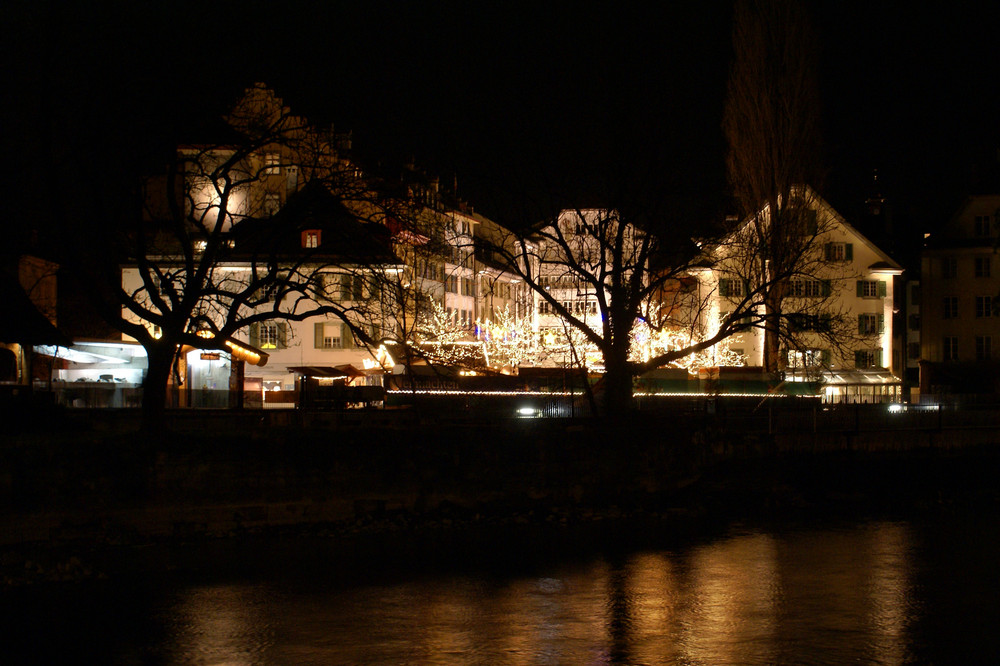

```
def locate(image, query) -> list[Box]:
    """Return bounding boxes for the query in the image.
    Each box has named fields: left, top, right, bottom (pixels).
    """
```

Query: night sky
left=5, top=1, right=999, bottom=258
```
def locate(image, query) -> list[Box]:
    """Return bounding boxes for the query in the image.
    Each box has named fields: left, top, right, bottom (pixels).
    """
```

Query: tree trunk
left=763, top=292, right=782, bottom=373
left=601, top=345, right=634, bottom=418
left=141, top=344, right=175, bottom=432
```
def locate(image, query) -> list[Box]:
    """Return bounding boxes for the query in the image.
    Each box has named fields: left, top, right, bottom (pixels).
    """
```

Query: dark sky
left=5, top=1, right=999, bottom=246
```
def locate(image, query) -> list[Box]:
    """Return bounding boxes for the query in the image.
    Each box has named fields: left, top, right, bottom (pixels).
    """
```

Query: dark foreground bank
left=2, top=414, right=1000, bottom=584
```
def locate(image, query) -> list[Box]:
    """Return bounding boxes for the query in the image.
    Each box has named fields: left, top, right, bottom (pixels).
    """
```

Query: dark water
left=4, top=513, right=1000, bottom=665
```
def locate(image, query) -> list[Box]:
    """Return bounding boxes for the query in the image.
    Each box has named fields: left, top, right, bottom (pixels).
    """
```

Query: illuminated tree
left=476, top=305, right=537, bottom=371
left=477, top=207, right=755, bottom=416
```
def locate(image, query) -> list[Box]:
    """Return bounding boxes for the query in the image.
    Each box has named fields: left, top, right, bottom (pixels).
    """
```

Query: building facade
left=920, top=194, right=1000, bottom=396
left=697, top=188, right=903, bottom=403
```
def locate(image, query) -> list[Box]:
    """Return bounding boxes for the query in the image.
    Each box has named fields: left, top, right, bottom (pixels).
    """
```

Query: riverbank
left=3, top=412, right=1000, bottom=586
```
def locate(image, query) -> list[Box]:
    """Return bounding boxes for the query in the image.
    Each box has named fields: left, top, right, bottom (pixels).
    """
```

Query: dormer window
left=265, top=152, right=281, bottom=175
left=302, top=230, right=321, bottom=248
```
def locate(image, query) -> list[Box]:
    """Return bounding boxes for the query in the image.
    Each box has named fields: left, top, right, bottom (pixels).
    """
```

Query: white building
left=697, top=187, right=903, bottom=403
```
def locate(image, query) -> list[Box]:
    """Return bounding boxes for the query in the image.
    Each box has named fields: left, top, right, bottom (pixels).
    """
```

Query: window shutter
left=353, top=276, right=364, bottom=301
left=719, top=279, right=730, bottom=297
left=878, top=314, right=885, bottom=334
left=314, top=322, right=324, bottom=349
left=857, top=315, right=865, bottom=334
left=824, top=243, right=833, bottom=261
left=856, top=280, right=864, bottom=297
left=878, top=281, right=887, bottom=298
left=743, top=279, right=751, bottom=296
left=821, top=349, right=832, bottom=366
left=342, top=323, right=354, bottom=349
left=340, top=274, right=351, bottom=301
left=249, top=323, right=259, bottom=349
left=821, top=279, right=832, bottom=297
left=854, top=350, right=864, bottom=367
left=844, top=244, right=853, bottom=261
left=876, top=349, right=883, bottom=367
left=277, top=323, right=287, bottom=349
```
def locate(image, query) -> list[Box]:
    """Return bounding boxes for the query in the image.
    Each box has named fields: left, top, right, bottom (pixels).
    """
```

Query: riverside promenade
left=3, top=402, right=1000, bottom=548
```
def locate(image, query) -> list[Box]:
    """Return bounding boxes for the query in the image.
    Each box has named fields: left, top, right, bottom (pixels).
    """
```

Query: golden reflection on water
left=677, top=533, right=780, bottom=664
left=164, top=522, right=916, bottom=664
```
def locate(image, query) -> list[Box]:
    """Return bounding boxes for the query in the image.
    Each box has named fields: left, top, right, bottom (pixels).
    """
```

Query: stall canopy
left=289, top=364, right=370, bottom=378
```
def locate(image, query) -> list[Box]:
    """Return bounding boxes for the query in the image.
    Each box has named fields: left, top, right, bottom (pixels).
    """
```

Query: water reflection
left=150, top=521, right=919, bottom=664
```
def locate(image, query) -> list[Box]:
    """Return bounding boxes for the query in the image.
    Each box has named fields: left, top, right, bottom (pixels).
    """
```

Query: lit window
left=787, top=348, right=824, bottom=367
left=260, top=322, right=280, bottom=349
left=302, top=230, right=321, bottom=248
left=264, top=152, right=281, bottom=175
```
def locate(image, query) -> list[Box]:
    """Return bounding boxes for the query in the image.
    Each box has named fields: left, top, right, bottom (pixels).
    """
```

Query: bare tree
left=77, top=84, right=403, bottom=428
left=479, top=207, right=756, bottom=416
left=704, top=187, right=864, bottom=380
left=723, top=0, right=825, bottom=372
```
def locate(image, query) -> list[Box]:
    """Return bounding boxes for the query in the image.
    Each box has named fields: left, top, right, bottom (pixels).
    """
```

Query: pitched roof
left=0, top=271, right=71, bottom=346
left=230, top=181, right=401, bottom=266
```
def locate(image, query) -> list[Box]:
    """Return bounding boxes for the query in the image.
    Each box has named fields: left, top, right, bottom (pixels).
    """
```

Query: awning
left=289, top=364, right=372, bottom=378
left=817, top=370, right=901, bottom=386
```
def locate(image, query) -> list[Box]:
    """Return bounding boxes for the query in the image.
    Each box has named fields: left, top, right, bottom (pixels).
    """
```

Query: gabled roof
left=0, top=271, right=71, bottom=346
left=709, top=185, right=902, bottom=272
left=230, top=181, right=401, bottom=267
